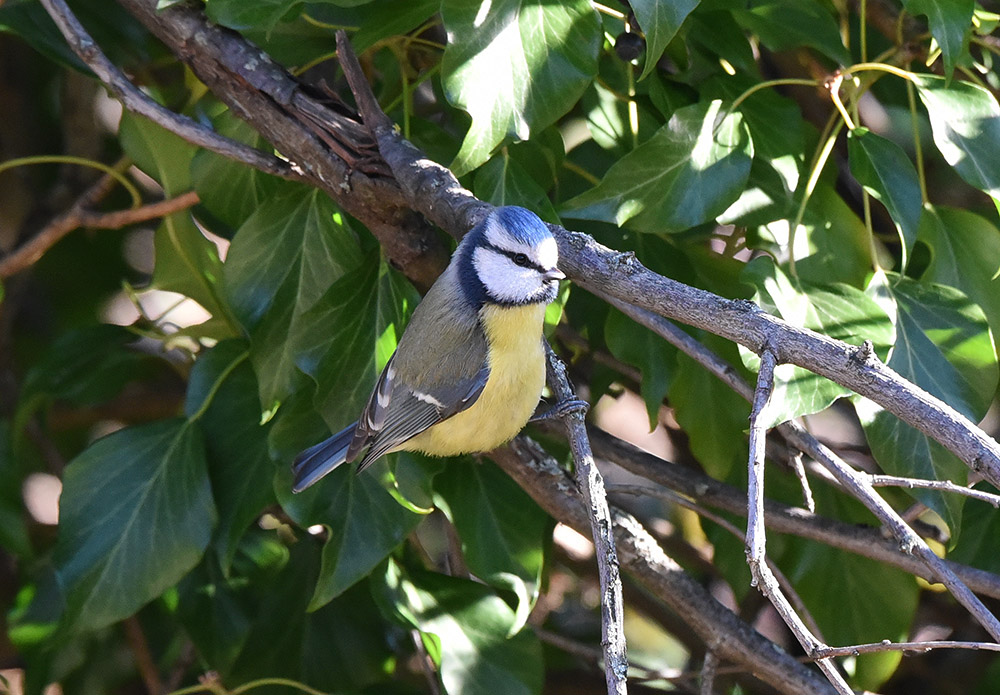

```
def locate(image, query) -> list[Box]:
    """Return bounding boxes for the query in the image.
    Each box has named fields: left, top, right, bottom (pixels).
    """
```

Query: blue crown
left=495, top=206, right=551, bottom=246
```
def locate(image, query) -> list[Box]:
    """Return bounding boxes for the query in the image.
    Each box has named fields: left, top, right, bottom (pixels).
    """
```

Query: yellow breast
left=402, top=302, right=547, bottom=456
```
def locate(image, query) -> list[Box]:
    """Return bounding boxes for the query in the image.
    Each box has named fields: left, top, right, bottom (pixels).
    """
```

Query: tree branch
left=543, top=345, right=628, bottom=694
left=0, top=190, right=199, bottom=279
left=493, top=438, right=838, bottom=695
left=745, top=351, right=853, bottom=695
left=38, top=0, right=298, bottom=182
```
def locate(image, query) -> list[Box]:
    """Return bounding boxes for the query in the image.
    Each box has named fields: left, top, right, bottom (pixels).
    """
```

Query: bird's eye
left=513, top=253, right=530, bottom=267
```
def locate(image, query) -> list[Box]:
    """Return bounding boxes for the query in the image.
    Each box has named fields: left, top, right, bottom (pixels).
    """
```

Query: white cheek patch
left=534, top=236, right=559, bottom=271
left=473, top=247, right=538, bottom=303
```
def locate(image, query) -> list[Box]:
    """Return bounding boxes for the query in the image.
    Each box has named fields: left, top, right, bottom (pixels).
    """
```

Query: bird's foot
left=529, top=398, right=590, bottom=423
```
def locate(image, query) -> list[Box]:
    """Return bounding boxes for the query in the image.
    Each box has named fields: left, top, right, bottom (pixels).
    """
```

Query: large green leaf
left=784, top=489, right=918, bottom=691
left=442, top=0, right=600, bottom=175
left=669, top=344, right=750, bottom=480
left=856, top=273, right=998, bottom=534
left=913, top=74, right=1000, bottom=211
left=473, top=151, right=559, bottom=223
left=185, top=340, right=275, bottom=571
left=223, top=188, right=363, bottom=412
left=604, top=308, right=676, bottom=429
left=294, top=253, right=418, bottom=431
left=55, top=419, right=215, bottom=631
left=733, top=0, right=849, bottom=65
left=227, top=540, right=395, bottom=690
left=434, top=459, right=550, bottom=631
left=204, top=0, right=300, bottom=32
left=628, top=0, right=700, bottom=80
left=120, top=113, right=237, bottom=328
left=276, top=463, right=421, bottom=610
left=902, top=0, right=974, bottom=77
left=191, top=112, right=293, bottom=233
left=562, top=100, right=752, bottom=233
left=377, top=560, right=543, bottom=695
left=918, top=205, right=1000, bottom=348
left=754, top=182, right=872, bottom=289
left=848, top=127, right=923, bottom=271
left=951, top=485, right=1000, bottom=573
left=740, top=258, right=895, bottom=427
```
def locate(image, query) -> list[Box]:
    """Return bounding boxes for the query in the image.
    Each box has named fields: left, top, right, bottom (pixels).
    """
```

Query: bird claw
left=529, top=398, right=590, bottom=423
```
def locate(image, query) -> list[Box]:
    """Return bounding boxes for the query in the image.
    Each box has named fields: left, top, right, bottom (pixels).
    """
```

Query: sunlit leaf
left=628, top=0, right=700, bottom=81
left=740, top=258, right=894, bottom=427
left=442, top=0, right=600, bottom=175
left=733, top=0, right=849, bottom=64
left=223, top=188, right=363, bottom=411
left=562, top=100, right=752, bottom=232
left=856, top=273, right=998, bottom=534
left=902, top=0, right=974, bottom=77
left=276, top=463, right=421, bottom=610
left=434, top=459, right=550, bottom=631
left=848, top=127, right=922, bottom=271
left=377, top=560, right=543, bottom=695
left=913, top=74, right=1000, bottom=211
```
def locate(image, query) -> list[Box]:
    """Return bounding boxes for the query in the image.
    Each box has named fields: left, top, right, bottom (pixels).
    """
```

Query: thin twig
left=700, top=651, right=718, bottom=695
left=789, top=449, right=816, bottom=513
left=0, top=190, right=200, bottom=278
left=37, top=0, right=299, bottom=181
left=745, top=350, right=853, bottom=695
left=411, top=629, right=441, bottom=695
left=123, top=616, right=164, bottom=695
left=811, top=639, right=1000, bottom=659
left=544, top=344, right=629, bottom=695
left=608, top=483, right=826, bottom=641
left=610, top=299, right=1000, bottom=641
left=497, top=439, right=838, bottom=695
left=869, top=475, right=1000, bottom=508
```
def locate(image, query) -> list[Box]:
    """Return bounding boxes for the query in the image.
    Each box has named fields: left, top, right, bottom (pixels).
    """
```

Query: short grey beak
left=545, top=268, right=566, bottom=281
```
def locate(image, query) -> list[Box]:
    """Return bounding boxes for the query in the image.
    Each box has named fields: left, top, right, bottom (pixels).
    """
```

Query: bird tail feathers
left=291, top=423, right=357, bottom=492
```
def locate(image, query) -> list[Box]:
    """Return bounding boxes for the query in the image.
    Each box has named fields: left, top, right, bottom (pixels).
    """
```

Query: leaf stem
left=905, top=79, right=928, bottom=204
left=828, top=73, right=856, bottom=130
left=727, top=78, right=820, bottom=115
left=845, top=62, right=915, bottom=81
left=789, top=121, right=843, bottom=278
left=859, top=0, right=868, bottom=63
left=187, top=350, right=250, bottom=423
left=0, top=155, right=141, bottom=207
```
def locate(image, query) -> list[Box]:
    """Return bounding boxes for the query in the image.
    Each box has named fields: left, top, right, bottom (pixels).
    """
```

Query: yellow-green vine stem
left=0, top=155, right=141, bottom=208
left=186, top=350, right=249, bottom=423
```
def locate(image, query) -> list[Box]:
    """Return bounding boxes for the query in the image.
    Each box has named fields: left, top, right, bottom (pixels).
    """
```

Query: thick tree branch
left=111, top=0, right=449, bottom=291
left=493, top=439, right=838, bottom=695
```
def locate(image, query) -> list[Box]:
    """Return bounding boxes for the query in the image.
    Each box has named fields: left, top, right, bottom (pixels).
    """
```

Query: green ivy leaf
left=605, top=308, right=676, bottom=429
left=856, top=273, right=998, bottom=535
left=276, top=464, right=421, bottom=610
left=562, top=100, right=752, bottom=233
left=55, top=419, right=216, bottom=631
left=228, top=540, right=395, bottom=690
left=377, top=560, right=543, bottom=695
left=473, top=151, right=560, bottom=222
left=848, top=127, right=923, bottom=271
left=442, top=0, right=600, bottom=175
left=784, top=489, right=917, bottom=692
left=204, top=0, right=300, bottom=32
left=223, top=188, right=363, bottom=412
left=434, top=459, right=550, bottom=631
left=669, top=344, right=750, bottom=480
left=191, top=112, right=293, bottom=233
left=951, top=485, right=1000, bottom=573
left=733, top=0, right=849, bottom=65
left=294, top=253, right=418, bottom=432
left=628, top=0, right=700, bottom=81
left=185, top=340, right=275, bottom=572
left=913, top=74, right=1000, bottom=212
left=902, top=0, right=974, bottom=78
left=121, top=113, right=236, bottom=327
left=918, top=206, right=1000, bottom=350
left=740, top=257, right=895, bottom=427
left=352, top=0, right=439, bottom=51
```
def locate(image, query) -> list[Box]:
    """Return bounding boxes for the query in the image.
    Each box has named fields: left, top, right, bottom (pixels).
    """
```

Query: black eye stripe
left=484, top=243, right=546, bottom=272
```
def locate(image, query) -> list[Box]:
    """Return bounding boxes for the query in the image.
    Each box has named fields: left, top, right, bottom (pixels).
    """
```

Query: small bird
left=292, top=206, right=566, bottom=492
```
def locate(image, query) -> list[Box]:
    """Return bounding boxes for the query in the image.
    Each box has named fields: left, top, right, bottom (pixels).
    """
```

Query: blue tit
left=292, top=205, right=565, bottom=492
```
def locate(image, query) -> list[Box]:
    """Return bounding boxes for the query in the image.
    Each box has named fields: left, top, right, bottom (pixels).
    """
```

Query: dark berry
left=614, top=31, right=645, bottom=62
